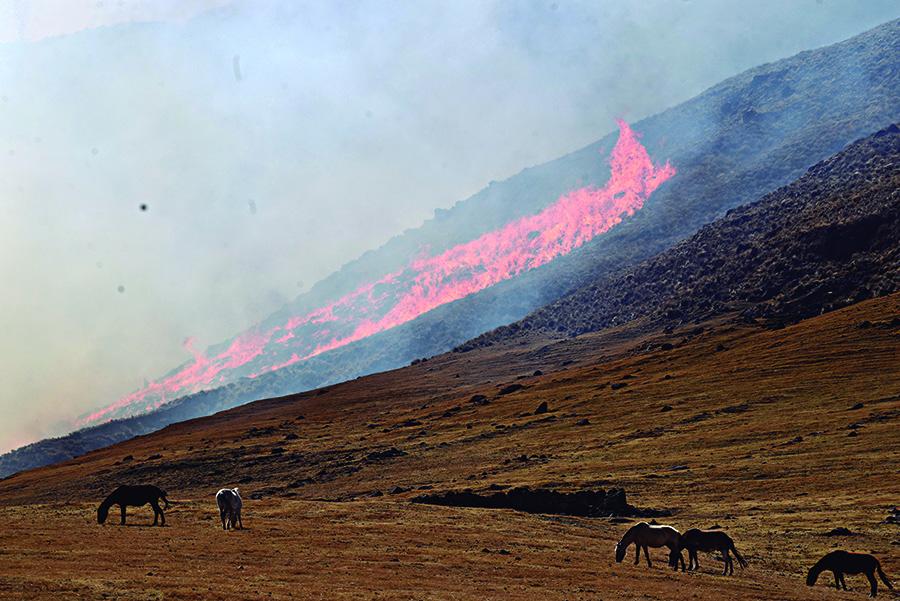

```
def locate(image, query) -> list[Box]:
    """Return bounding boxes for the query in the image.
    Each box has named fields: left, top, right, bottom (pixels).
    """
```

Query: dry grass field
left=1, top=294, right=898, bottom=600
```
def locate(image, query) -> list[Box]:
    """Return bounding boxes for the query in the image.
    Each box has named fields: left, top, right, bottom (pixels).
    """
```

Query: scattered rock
left=535, top=401, right=549, bottom=415
left=824, top=527, right=855, bottom=537
left=660, top=405, right=673, bottom=412
left=850, top=403, right=865, bottom=410
left=366, top=448, right=407, bottom=461
left=533, top=370, right=544, bottom=376
left=498, top=384, right=526, bottom=395
left=284, top=433, right=299, bottom=441
left=575, top=418, right=591, bottom=426
left=610, top=382, right=628, bottom=390
left=720, top=403, right=750, bottom=414
left=389, top=486, right=410, bottom=495
left=470, top=394, right=490, bottom=405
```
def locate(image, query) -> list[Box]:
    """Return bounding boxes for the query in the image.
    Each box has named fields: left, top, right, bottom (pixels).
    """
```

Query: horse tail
left=877, top=561, right=894, bottom=590
left=730, top=541, right=748, bottom=568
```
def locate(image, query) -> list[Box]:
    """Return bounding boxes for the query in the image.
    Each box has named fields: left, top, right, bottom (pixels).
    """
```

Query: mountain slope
left=0, top=120, right=898, bottom=600
left=3, top=18, right=900, bottom=477
left=463, top=123, right=900, bottom=349
left=1, top=293, right=897, bottom=600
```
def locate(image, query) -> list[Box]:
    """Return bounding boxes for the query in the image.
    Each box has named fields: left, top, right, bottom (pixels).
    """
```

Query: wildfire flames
left=78, top=120, right=674, bottom=427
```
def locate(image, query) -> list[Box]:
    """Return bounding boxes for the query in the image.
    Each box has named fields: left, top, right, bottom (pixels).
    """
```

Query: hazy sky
left=1, top=0, right=898, bottom=452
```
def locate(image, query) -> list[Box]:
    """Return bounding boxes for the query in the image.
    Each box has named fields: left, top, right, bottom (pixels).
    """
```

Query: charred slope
left=463, top=125, right=900, bottom=349
left=2, top=19, right=900, bottom=478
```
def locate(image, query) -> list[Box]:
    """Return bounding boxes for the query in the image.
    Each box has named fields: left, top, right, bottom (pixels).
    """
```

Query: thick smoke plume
left=78, top=120, right=674, bottom=427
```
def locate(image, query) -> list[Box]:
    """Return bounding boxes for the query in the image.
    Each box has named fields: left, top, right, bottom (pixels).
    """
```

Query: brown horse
left=807, top=551, right=893, bottom=597
left=615, top=522, right=685, bottom=570
left=678, top=528, right=747, bottom=575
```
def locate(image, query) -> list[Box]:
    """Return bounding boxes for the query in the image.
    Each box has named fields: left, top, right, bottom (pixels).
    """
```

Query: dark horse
left=807, top=550, right=893, bottom=597
left=678, top=528, right=747, bottom=575
left=97, top=484, right=170, bottom=526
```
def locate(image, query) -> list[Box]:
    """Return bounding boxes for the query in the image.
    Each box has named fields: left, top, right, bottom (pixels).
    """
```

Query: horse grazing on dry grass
left=807, top=551, right=893, bottom=597
left=615, top=522, right=685, bottom=570
left=678, top=528, right=747, bottom=575
left=98, top=484, right=169, bottom=526
left=216, top=487, right=243, bottom=530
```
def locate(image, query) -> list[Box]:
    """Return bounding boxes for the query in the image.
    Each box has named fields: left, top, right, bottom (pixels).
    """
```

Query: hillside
left=463, top=123, right=900, bottom=349
left=0, top=292, right=897, bottom=599
left=3, top=118, right=899, bottom=500
left=3, top=18, right=899, bottom=478
left=1, top=111, right=899, bottom=598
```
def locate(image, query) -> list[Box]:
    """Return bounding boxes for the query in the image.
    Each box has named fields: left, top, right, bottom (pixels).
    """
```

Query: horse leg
left=220, top=509, right=227, bottom=530
left=236, top=510, right=243, bottom=530
left=725, top=548, right=733, bottom=575
left=866, top=571, right=878, bottom=597
left=643, top=545, right=652, bottom=568
left=120, top=504, right=127, bottom=525
left=150, top=499, right=162, bottom=526
left=691, top=549, right=699, bottom=571
left=634, top=544, right=640, bottom=565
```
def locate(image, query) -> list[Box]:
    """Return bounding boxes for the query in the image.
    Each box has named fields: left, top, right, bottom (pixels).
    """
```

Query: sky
left=1, top=0, right=898, bottom=452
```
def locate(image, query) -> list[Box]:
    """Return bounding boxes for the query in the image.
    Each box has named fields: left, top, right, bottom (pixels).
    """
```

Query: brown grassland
left=0, top=294, right=898, bottom=600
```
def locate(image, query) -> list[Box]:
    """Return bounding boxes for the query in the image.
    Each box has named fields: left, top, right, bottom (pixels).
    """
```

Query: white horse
left=215, top=487, right=243, bottom=530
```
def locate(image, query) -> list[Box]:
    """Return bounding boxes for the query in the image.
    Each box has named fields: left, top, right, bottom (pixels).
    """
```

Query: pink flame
left=76, top=121, right=674, bottom=427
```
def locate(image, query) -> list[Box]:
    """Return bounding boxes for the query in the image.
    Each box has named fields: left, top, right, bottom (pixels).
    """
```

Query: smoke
left=76, top=120, right=674, bottom=426
left=1, top=1, right=898, bottom=451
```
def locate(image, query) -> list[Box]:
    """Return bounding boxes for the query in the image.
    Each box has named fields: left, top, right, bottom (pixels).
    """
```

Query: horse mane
left=619, top=522, right=648, bottom=543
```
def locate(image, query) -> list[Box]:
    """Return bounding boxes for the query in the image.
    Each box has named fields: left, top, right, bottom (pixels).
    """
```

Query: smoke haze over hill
left=1, top=1, right=899, bottom=451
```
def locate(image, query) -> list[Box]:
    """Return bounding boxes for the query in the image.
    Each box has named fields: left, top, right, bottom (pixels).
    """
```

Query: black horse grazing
left=807, top=550, right=893, bottom=597
left=678, top=528, right=747, bottom=575
left=97, top=485, right=170, bottom=526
